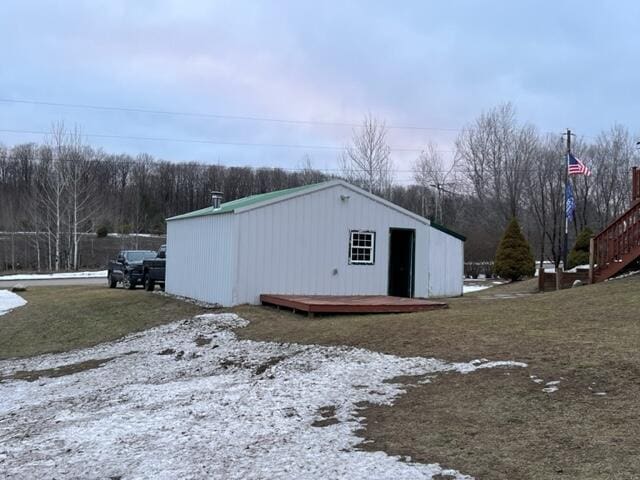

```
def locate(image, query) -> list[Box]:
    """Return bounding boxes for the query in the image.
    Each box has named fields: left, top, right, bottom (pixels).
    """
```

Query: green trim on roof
left=430, top=221, right=466, bottom=241
left=167, top=182, right=323, bottom=221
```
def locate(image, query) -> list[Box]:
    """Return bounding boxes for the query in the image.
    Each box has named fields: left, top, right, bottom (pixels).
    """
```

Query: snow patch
left=0, top=290, right=27, bottom=316
left=609, top=269, right=640, bottom=281
left=530, top=375, right=544, bottom=384
left=463, top=284, right=492, bottom=294
left=0, top=314, right=526, bottom=479
left=534, top=268, right=557, bottom=277
left=565, top=264, right=590, bottom=273
left=0, top=270, right=107, bottom=280
left=530, top=375, right=561, bottom=393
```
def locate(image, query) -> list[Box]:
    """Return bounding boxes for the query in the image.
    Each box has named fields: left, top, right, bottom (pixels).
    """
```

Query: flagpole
left=563, top=128, right=571, bottom=270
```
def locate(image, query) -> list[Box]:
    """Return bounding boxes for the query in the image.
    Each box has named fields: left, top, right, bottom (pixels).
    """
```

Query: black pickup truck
left=108, top=250, right=157, bottom=289
left=142, top=245, right=166, bottom=291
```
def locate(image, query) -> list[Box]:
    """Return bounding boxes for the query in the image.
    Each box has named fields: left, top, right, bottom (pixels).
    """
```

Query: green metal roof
left=168, top=180, right=465, bottom=242
left=167, top=182, right=323, bottom=221
left=430, top=221, right=466, bottom=241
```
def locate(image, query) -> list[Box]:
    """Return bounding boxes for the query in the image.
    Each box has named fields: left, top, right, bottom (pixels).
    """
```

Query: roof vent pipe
left=211, top=191, right=223, bottom=209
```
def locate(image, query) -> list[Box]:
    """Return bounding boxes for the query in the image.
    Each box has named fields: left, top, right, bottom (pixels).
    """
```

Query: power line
left=0, top=128, right=454, bottom=153
left=0, top=97, right=608, bottom=142
left=0, top=98, right=462, bottom=133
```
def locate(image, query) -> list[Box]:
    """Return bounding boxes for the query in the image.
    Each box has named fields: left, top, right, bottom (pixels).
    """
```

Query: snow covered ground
left=0, top=314, right=526, bottom=479
left=0, top=270, right=107, bottom=281
left=462, top=284, right=492, bottom=294
left=0, top=290, right=27, bottom=316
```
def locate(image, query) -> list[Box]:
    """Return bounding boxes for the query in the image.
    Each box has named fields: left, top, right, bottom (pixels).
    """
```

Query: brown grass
left=0, top=286, right=204, bottom=359
left=234, top=277, right=640, bottom=479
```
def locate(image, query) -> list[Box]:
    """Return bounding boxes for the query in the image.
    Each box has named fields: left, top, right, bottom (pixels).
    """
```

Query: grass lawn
left=235, top=277, right=640, bottom=479
left=2, top=279, right=639, bottom=478
left=0, top=286, right=204, bottom=359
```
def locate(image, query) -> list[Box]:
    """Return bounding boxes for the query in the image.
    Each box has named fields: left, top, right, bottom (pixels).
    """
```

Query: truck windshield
left=125, top=251, right=157, bottom=262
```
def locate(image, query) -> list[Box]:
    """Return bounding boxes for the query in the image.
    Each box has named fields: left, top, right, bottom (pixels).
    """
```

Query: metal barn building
left=165, top=180, right=464, bottom=306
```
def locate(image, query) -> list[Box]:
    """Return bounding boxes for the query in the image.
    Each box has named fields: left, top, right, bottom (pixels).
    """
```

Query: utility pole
left=430, top=182, right=455, bottom=224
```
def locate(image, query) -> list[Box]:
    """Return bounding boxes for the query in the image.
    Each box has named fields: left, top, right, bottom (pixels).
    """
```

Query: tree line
left=1, top=105, right=637, bottom=272
left=339, top=103, right=637, bottom=267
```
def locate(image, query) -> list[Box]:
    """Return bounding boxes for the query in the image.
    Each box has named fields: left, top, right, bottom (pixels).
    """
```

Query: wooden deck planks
left=260, top=294, right=448, bottom=315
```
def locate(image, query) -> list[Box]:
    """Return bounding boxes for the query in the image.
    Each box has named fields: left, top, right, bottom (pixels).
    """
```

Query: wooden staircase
left=592, top=167, right=640, bottom=282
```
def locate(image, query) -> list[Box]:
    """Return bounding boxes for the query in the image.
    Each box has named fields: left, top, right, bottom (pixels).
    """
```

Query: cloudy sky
left=1, top=1, right=638, bottom=183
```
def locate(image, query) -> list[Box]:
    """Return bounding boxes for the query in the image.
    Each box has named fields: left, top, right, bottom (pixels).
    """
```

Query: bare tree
left=456, top=102, right=538, bottom=221
left=38, top=124, right=69, bottom=271
left=13, top=143, right=44, bottom=271
left=340, top=114, right=393, bottom=194
left=589, top=125, right=634, bottom=229
left=524, top=135, right=565, bottom=266
left=298, top=155, right=326, bottom=185
left=414, top=142, right=459, bottom=222
left=62, top=128, right=101, bottom=270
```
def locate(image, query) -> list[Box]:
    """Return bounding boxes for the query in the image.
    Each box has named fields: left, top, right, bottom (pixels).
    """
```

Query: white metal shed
left=165, top=180, right=464, bottom=306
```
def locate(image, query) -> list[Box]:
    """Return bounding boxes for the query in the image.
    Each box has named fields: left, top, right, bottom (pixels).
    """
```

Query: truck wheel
left=144, top=276, right=155, bottom=291
left=108, top=273, right=117, bottom=289
left=123, top=273, right=136, bottom=290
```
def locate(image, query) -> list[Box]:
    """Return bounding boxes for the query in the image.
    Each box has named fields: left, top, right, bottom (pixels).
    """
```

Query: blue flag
left=565, top=182, right=576, bottom=220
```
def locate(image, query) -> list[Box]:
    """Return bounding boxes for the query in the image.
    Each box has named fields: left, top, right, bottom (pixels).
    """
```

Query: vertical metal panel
left=167, top=183, right=463, bottom=306
left=166, top=213, right=235, bottom=305
left=427, top=227, right=464, bottom=297
left=234, top=184, right=430, bottom=304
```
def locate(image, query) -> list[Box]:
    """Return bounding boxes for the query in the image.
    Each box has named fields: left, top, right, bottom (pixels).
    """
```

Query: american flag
left=567, top=153, right=592, bottom=176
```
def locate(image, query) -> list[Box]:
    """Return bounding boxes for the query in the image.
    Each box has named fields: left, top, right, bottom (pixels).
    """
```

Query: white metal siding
left=427, top=227, right=464, bottom=297
left=234, top=184, right=430, bottom=304
left=166, top=214, right=235, bottom=305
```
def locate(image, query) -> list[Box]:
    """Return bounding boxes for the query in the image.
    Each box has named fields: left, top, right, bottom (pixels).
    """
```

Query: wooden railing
left=633, top=167, right=640, bottom=204
left=593, top=199, right=640, bottom=280
left=591, top=167, right=640, bottom=281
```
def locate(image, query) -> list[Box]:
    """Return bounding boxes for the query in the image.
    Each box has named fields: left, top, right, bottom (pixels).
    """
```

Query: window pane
left=349, top=231, right=374, bottom=264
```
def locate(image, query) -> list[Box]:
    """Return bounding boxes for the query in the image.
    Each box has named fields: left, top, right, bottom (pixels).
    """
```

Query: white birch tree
left=62, top=127, right=100, bottom=270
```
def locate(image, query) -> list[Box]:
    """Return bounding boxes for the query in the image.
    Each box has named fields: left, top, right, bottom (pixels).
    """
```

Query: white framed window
left=349, top=230, right=375, bottom=265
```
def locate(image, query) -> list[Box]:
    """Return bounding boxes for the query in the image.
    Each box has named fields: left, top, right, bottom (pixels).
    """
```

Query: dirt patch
left=318, top=405, right=336, bottom=418
left=194, top=335, right=212, bottom=346
left=158, top=348, right=175, bottom=355
left=311, top=417, right=340, bottom=428
left=220, top=358, right=246, bottom=369
left=6, top=357, right=116, bottom=382
left=255, top=355, right=287, bottom=375
left=312, top=405, right=339, bottom=428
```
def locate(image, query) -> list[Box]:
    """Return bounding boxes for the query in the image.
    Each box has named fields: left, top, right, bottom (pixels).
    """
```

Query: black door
left=388, top=228, right=415, bottom=298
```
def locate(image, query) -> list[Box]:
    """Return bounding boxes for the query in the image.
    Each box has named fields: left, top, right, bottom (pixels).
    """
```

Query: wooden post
left=555, top=268, right=562, bottom=291
left=538, top=267, right=545, bottom=292
left=589, top=236, right=595, bottom=284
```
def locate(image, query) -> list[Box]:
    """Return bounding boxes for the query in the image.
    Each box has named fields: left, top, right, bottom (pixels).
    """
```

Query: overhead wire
left=0, top=98, right=462, bottom=133
left=0, top=128, right=456, bottom=154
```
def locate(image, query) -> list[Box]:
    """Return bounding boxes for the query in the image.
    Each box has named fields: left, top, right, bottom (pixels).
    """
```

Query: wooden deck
left=260, top=294, right=448, bottom=316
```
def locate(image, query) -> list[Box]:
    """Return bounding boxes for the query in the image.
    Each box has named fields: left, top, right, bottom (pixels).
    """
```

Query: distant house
left=165, top=180, right=464, bottom=306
